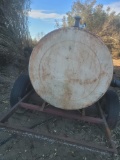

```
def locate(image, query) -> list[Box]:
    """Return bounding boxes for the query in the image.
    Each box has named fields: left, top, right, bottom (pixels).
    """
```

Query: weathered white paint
left=29, top=27, right=113, bottom=110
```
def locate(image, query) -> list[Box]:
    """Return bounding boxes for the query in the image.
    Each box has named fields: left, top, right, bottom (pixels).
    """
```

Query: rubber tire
left=101, top=90, right=120, bottom=129
left=10, top=74, right=32, bottom=107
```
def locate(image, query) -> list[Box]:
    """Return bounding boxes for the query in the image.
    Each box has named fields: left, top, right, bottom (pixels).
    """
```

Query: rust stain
left=99, top=71, right=106, bottom=78
left=29, top=64, right=35, bottom=83
left=62, top=81, right=72, bottom=109
left=40, top=85, right=46, bottom=96
left=68, top=78, right=97, bottom=85
left=41, top=66, right=50, bottom=81
left=42, top=73, right=51, bottom=81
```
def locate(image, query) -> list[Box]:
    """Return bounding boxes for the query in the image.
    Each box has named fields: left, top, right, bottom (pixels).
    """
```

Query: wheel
left=101, top=90, right=120, bottom=129
left=10, top=74, right=32, bottom=107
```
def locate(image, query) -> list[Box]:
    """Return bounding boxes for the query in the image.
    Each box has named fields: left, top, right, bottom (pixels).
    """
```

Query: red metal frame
left=0, top=90, right=117, bottom=154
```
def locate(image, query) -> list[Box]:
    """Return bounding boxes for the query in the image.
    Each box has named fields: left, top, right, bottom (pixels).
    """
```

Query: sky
left=28, top=0, right=120, bottom=39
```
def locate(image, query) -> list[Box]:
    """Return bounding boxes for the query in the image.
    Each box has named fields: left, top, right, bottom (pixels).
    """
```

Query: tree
left=36, top=32, right=45, bottom=41
left=0, top=0, right=31, bottom=65
left=55, top=0, right=120, bottom=58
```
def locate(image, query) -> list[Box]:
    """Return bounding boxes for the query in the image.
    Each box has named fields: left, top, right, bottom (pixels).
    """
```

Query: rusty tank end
left=29, top=17, right=113, bottom=110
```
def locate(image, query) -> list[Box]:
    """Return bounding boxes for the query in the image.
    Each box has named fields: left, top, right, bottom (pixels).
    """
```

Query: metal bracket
left=0, top=91, right=117, bottom=154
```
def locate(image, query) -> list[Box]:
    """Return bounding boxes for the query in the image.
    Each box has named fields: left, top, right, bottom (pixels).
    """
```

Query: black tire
left=10, top=74, right=32, bottom=107
left=101, top=90, right=120, bottom=129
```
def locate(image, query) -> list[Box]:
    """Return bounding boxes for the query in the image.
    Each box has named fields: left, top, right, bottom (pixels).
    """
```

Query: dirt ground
left=0, top=60, right=120, bottom=160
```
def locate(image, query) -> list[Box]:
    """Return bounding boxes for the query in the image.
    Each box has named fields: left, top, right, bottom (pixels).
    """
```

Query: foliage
left=0, top=0, right=31, bottom=65
left=55, top=0, right=120, bottom=58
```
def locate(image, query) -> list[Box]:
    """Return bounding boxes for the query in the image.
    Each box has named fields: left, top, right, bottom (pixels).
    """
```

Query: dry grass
left=113, top=59, right=120, bottom=67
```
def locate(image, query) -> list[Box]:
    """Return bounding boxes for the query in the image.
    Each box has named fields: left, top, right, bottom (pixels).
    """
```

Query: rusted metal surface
left=0, top=123, right=116, bottom=154
left=29, top=27, right=113, bottom=110
left=0, top=90, right=33, bottom=123
left=98, top=103, right=117, bottom=154
left=20, top=102, right=104, bottom=124
left=0, top=92, right=117, bottom=154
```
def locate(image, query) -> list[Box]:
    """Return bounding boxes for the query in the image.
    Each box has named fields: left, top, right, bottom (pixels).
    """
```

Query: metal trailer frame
left=0, top=90, right=117, bottom=154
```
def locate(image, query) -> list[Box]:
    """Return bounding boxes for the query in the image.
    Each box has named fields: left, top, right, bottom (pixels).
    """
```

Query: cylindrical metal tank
left=29, top=27, right=113, bottom=110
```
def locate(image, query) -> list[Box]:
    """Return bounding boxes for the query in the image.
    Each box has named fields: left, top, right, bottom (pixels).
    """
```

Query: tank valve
left=74, top=16, right=86, bottom=29
left=74, top=16, right=81, bottom=28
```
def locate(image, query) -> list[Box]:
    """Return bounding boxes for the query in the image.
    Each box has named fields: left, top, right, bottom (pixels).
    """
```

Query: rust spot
left=40, top=85, right=46, bottom=96
left=99, top=71, right=106, bottom=77
left=68, top=78, right=97, bottom=85
left=41, top=66, right=50, bottom=81
left=29, top=64, right=35, bottom=83
left=61, top=81, right=72, bottom=109
left=42, top=73, right=51, bottom=80
left=82, top=78, right=97, bottom=84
